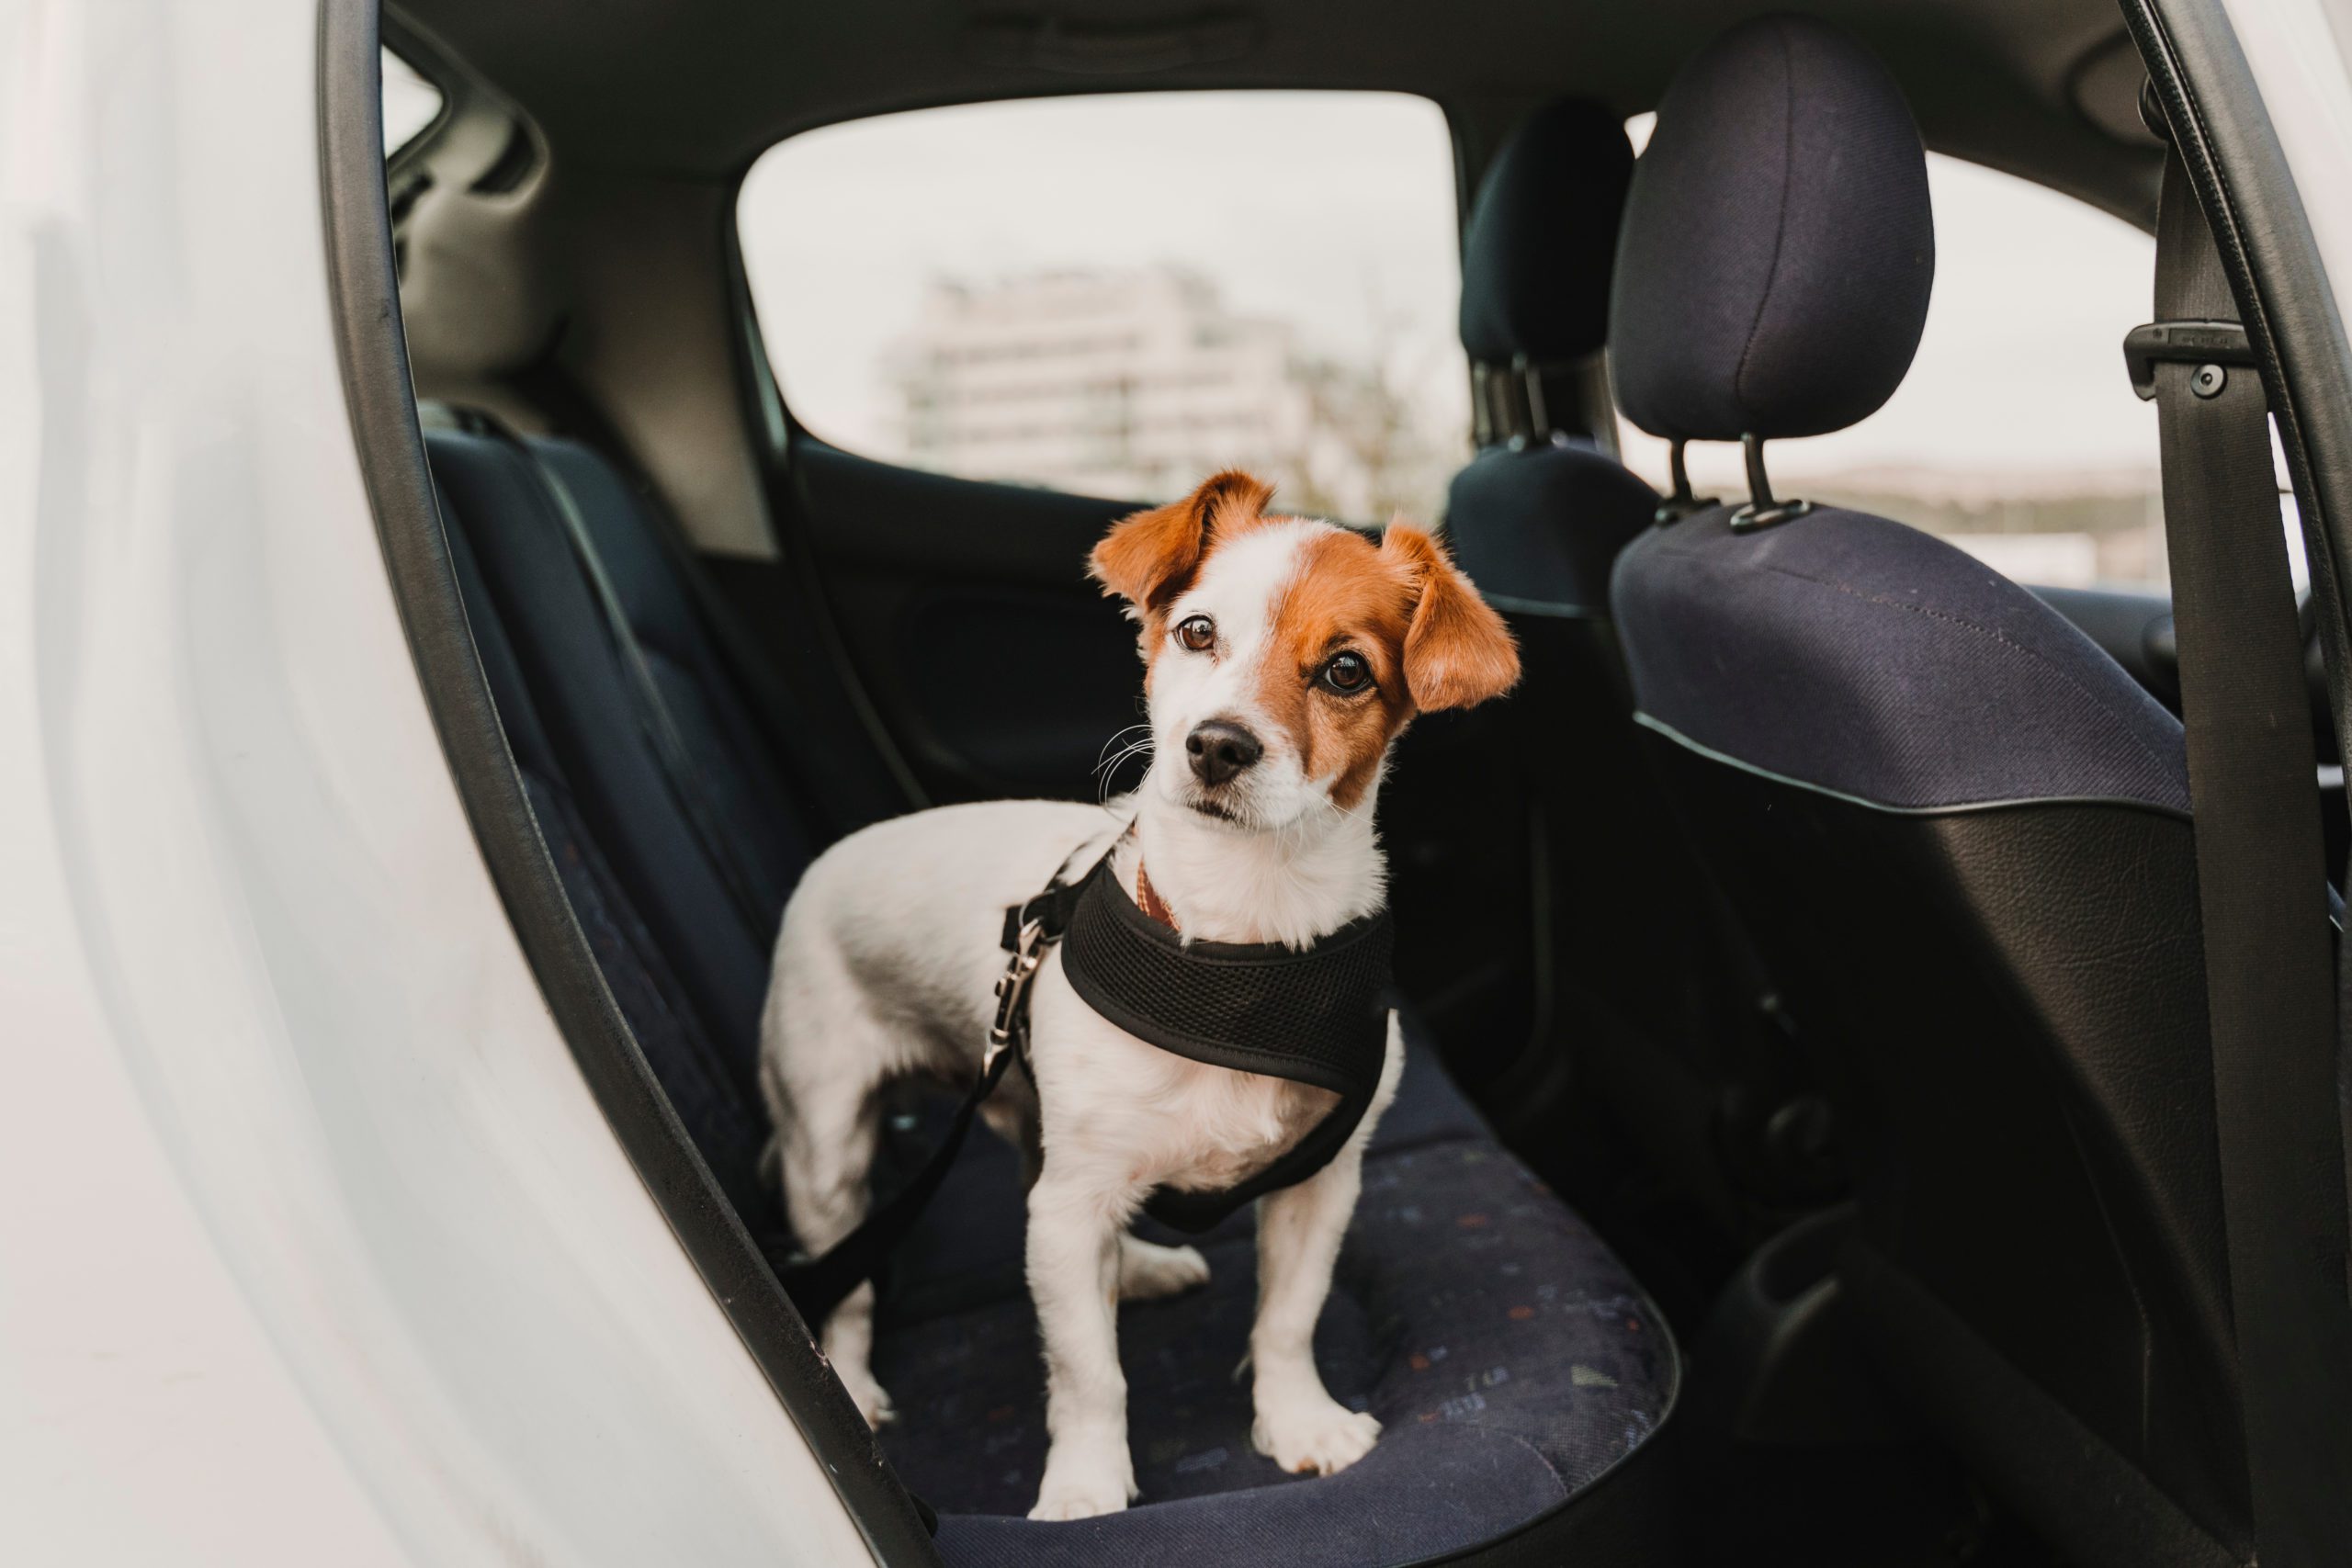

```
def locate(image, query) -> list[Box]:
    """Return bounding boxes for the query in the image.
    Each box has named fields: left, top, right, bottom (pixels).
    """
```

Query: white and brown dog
left=759, top=470, right=1518, bottom=1520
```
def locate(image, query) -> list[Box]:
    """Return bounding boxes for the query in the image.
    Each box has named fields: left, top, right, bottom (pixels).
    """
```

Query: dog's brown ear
left=1089, top=469, right=1275, bottom=614
left=1382, top=523, right=1520, bottom=712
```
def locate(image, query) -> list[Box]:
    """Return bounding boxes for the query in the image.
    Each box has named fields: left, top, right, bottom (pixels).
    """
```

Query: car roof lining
left=389, top=0, right=2165, bottom=223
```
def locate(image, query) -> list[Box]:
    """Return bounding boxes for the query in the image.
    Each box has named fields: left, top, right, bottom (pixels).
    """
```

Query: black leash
left=774, top=855, right=1089, bottom=1325
left=774, top=840, right=1395, bottom=1323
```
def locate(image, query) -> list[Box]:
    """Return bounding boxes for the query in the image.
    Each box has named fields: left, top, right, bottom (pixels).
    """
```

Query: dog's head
left=1090, top=470, right=1519, bottom=831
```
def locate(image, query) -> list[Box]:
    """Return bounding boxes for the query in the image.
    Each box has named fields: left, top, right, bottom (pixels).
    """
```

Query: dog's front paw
left=1029, top=1441, right=1138, bottom=1521
left=1252, top=1393, right=1382, bottom=1476
left=1118, top=1236, right=1211, bottom=1302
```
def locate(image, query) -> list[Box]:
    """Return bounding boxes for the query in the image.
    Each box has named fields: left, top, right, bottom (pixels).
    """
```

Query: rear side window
left=381, top=48, right=443, bottom=157
left=738, top=93, right=1468, bottom=523
left=1619, top=135, right=2169, bottom=590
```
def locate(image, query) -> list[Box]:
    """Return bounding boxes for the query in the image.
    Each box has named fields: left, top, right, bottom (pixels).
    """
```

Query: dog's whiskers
left=1094, top=727, right=1157, bottom=804
left=1093, top=724, right=1153, bottom=772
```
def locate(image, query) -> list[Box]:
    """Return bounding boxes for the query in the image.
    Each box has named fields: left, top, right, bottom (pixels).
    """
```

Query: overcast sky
left=736, top=91, right=2162, bottom=499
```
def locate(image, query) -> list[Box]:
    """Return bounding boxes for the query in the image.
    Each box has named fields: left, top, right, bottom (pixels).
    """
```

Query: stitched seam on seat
left=1744, top=557, right=2183, bottom=787
left=1731, top=17, right=1797, bottom=425
left=1484, top=1428, right=1575, bottom=1496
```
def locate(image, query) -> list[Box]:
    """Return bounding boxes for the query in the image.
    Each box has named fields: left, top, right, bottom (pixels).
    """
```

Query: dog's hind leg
left=764, top=961, right=898, bottom=1429
left=1116, top=1234, right=1209, bottom=1301
left=777, top=1080, right=892, bottom=1427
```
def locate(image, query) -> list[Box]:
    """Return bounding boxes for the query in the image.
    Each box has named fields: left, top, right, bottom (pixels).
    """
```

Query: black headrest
left=1610, top=16, right=1934, bottom=442
left=1459, top=98, right=1635, bottom=367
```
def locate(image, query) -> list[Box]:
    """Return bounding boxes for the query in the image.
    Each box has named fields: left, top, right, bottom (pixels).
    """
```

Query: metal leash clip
left=987, top=916, right=1048, bottom=1070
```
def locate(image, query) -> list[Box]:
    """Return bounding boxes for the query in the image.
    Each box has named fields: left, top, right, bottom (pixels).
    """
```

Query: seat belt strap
left=2146, top=137, right=2352, bottom=1564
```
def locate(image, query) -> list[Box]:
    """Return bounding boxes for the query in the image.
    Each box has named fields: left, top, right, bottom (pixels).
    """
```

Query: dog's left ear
left=1090, top=469, right=1275, bottom=615
left=1382, top=523, right=1520, bottom=712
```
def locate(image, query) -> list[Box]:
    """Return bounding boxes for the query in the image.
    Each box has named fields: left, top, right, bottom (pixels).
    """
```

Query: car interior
left=345, top=1, right=2349, bottom=1562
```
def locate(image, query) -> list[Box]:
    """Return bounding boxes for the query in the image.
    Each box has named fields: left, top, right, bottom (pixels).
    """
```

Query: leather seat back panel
left=1645, top=735, right=2245, bottom=1544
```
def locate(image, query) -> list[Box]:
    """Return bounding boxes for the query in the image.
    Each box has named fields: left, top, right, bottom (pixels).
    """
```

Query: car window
left=381, top=47, right=443, bottom=157
left=1618, top=119, right=2177, bottom=591
left=738, top=92, right=1469, bottom=523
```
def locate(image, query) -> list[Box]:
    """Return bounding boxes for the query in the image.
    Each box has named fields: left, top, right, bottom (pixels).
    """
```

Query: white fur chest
left=1024, top=961, right=1345, bottom=1199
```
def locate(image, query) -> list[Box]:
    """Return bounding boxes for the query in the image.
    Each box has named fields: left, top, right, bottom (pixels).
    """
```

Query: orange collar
left=1135, top=860, right=1180, bottom=931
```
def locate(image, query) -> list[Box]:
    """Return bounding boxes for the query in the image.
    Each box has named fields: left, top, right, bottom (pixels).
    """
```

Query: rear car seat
left=421, top=412, right=1680, bottom=1564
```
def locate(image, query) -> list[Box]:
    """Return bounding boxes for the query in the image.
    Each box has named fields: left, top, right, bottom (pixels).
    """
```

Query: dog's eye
left=1175, top=615, right=1216, bottom=652
left=1319, top=651, right=1373, bottom=694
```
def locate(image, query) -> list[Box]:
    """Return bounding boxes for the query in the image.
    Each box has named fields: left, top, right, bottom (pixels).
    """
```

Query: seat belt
left=2139, top=123, right=2352, bottom=1564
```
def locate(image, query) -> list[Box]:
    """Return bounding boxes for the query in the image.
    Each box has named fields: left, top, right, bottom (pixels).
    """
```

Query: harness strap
left=1060, top=857, right=1394, bottom=1232
left=775, top=835, right=1394, bottom=1321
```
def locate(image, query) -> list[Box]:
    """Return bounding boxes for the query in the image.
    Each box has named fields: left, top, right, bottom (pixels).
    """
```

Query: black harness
left=776, top=844, right=1394, bottom=1323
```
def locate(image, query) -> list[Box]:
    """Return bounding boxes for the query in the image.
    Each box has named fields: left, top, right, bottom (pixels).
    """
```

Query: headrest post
left=1652, top=437, right=1719, bottom=525
left=1730, top=433, right=1813, bottom=532
left=1520, top=355, right=1552, bottom=443
left=1742, top=432, right=1773, bottom=509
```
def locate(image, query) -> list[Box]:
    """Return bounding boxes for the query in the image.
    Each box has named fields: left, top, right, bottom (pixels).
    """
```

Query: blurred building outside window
left=740, top=92, right=1469, bottom=525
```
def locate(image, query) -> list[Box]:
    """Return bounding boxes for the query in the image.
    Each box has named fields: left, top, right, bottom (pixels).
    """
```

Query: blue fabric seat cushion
left=872, top=1040, right=1675, bottom=1567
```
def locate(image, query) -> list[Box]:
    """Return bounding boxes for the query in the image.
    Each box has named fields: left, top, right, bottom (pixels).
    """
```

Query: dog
left=758, top=469, right=1519, bottom=1520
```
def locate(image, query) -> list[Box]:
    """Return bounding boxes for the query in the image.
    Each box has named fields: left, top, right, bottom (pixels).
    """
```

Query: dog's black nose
left=1186, top=720, right=1263, bottom=787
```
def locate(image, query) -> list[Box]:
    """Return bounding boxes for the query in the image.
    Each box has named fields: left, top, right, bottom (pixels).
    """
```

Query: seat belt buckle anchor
left=2123, top=319, right=2256, bottom=401
left=987, top=917, right=1049, bottom=1066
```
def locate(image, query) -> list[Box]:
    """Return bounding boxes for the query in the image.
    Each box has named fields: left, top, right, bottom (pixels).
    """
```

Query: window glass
left=738, top=93, right=1469, bottom=522
left=1619, top=116, right=2170, bottom=589
left=381, top=47, right=443, bottom=157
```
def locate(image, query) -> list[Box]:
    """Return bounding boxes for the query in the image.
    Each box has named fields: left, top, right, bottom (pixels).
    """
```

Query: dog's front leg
left=1026, top=1170, right=1141, bottom=1520
left=1248, top=1141, right=1384, bottom=1476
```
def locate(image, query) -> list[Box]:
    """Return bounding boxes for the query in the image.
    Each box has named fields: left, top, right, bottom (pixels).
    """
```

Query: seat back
left=425, top=418, right=828, bottom=1216
left=1430, top=98, right=1825, bottom=1235
left=1606, top=18, right=2246, bottom=1564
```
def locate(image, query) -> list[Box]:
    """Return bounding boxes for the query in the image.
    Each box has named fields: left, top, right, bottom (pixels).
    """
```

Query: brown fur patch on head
left=1257, top=527, right=1417, bottom=810
left=1380, top=524, right=1520, bottom=713
left=1088, top=470, right=1279, bottom=647
left=1253, top=523, right=1519, bottom=811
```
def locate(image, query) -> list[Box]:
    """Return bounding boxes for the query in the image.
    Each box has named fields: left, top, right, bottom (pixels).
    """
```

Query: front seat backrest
left=1607, top=17, right=2245, bottom=1567
left=1435, top=97, right=1828, bottom=1237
